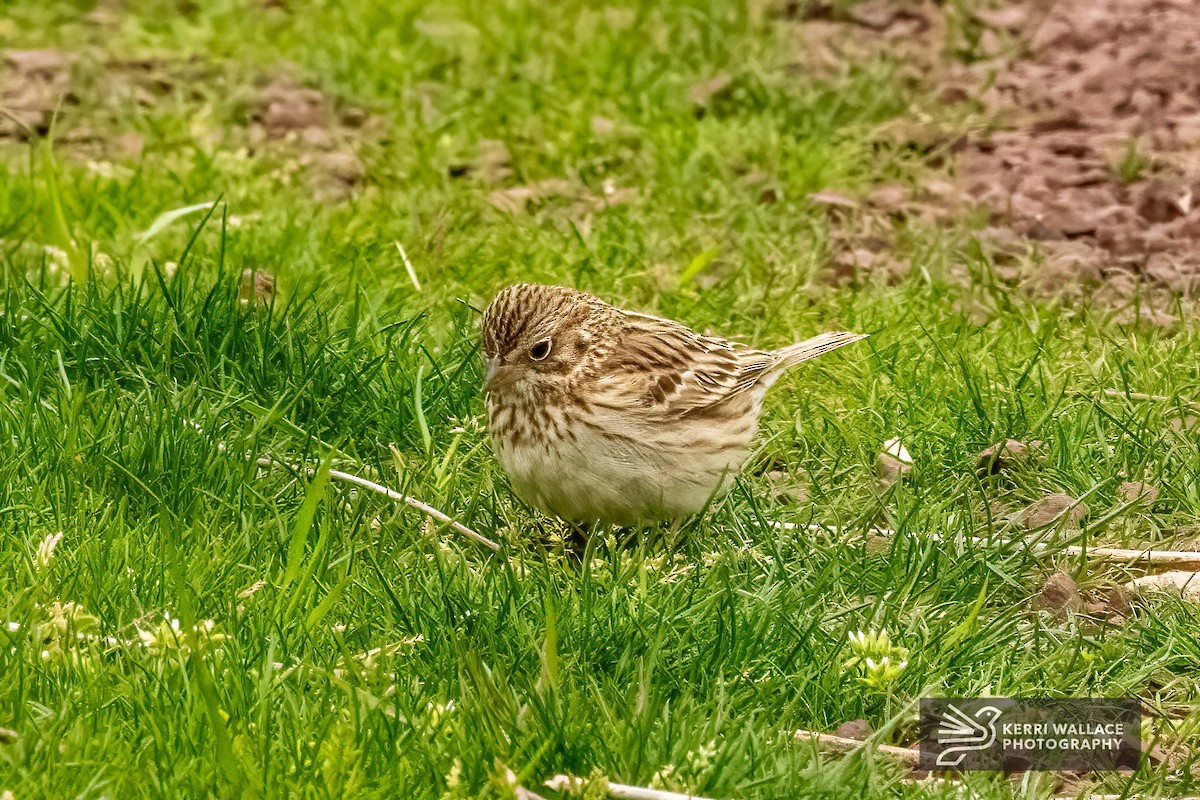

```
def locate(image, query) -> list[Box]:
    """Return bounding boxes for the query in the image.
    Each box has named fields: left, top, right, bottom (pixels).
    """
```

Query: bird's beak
left=485, top=358, right=522, bottom=394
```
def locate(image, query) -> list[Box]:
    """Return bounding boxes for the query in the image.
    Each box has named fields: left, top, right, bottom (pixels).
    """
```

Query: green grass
left=2, top=0, right=1200, bottom=797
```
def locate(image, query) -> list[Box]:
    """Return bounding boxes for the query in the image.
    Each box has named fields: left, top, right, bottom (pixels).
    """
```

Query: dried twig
left=544, top=775, right=721, bottom=800
left=1098, top=388, right=1176, bottom=403
left=1056, top=544, right=1200, bottom=568
left=783, top=522, right=1200, bottom=568
left=1061, top=388, right=1200, bottom=413
left=794, top=729, right=921, bottom=767
left=182, top=418, right=499, bottom=552
left=1098, top=388, right=1200, bottom=407
left=257, top=457, right=501, bottom=552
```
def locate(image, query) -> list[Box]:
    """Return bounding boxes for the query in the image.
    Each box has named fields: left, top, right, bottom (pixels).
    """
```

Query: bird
left=481, top=283, right=866, bottom=526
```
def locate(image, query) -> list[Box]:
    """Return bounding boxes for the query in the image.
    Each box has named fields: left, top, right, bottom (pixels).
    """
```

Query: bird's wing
left=589, top=311, right=774, bottom=418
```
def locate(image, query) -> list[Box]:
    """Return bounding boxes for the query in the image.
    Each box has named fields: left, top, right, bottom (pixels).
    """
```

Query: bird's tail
left=770, top=331, right=868, bottom=375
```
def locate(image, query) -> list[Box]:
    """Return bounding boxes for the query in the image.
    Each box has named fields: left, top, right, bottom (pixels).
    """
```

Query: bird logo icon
left=933, top=703, right=1003, bottom=767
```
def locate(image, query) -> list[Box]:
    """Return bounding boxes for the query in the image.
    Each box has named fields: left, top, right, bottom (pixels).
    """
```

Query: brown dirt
left=1, top=51, right=378, bottom=203
left=1, top=49, right=75, bottom=138
left=781, top=0, right=948, bottom=81
left=956, top=0, right=1200, bottom=299
left=487, top=177, right=638, bottom=225
left=778, top=0, right=1200, bottom=303
left=249, top=77, right=378, bottom=201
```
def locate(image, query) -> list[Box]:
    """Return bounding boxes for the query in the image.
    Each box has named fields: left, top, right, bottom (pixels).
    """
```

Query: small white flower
left=35, top=533, right=63, bottom=572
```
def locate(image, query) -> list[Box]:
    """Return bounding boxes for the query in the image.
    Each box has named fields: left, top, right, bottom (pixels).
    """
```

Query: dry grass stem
left=544, top=775, right=722, bottom=800
left=255, top=457, right=501, bottom=552
left=793, top=729, right=921, bottom=767
left=780, top=522, right=1200, bottom=567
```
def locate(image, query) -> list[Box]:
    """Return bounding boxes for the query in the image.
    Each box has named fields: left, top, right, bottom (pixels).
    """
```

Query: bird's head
left=481, top=283, right=614, bottom=397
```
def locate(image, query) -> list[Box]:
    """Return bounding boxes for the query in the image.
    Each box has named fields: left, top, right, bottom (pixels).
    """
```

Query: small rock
left=876, top=453, right=912, bottom=488
left=1118, top=480, right=1159, bottom=504
left=977, top=439, right=1041, bottom=475
left=1037, top=572, right=1084, bottom=616
left=1021, top=493, right=1089, bottom=530
left=833, top=719, right=872, bottom=741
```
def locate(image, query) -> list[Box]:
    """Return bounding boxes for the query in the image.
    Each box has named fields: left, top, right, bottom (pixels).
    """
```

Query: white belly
left=490, top=410, right=752, bottom=526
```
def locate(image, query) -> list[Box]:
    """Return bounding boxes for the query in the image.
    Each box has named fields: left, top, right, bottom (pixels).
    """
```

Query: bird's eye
left=529, top=339, right=552, bottom=361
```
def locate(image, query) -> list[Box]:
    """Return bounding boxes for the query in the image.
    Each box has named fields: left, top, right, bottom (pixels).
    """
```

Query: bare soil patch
left=249, top=77, right=380, bottom=201
left=956, top=0, right=1200, bottom=299
left=1, top=47, right=381, bottom=203
left=1, top=49, right=74, bottom=138
left=780, top=0, right=1200, bottom=304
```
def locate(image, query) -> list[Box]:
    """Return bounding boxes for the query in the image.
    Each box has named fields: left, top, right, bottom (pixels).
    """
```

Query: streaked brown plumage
left=482, top=283, right=866, bottom=525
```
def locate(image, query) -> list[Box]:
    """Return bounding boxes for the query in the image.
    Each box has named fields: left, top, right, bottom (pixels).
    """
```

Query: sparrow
left=482, top=283, right=865, bottom=525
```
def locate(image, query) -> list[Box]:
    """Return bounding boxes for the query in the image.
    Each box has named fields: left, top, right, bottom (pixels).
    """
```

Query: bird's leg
left=560, top=520, right=593, bottom=555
